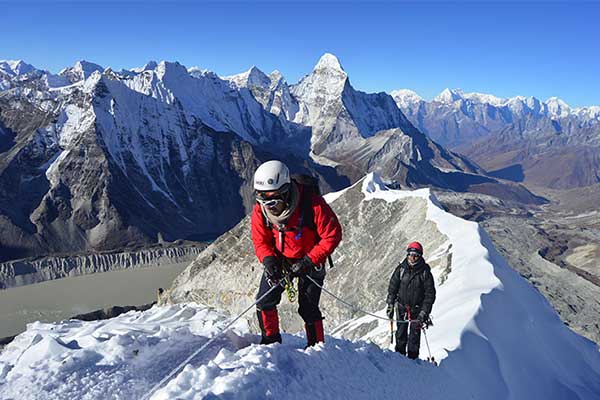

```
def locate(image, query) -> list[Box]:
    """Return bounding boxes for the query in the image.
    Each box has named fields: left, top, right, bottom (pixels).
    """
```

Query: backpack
left=262, top=173, right=335, bottom=269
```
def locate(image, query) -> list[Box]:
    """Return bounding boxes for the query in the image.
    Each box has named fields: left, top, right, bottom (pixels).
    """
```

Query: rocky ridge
left=162, top=175, right=451, bottom=336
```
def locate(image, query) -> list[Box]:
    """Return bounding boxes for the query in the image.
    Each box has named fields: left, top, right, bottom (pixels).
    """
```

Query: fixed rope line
left=305, top=275, right=418, bottom=325
left=140, top=282, right=283, bottom=400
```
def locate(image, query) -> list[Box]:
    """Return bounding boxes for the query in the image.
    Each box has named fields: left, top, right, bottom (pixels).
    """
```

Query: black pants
left=256, top=271, right=324, bottom=323
left=395, top=316, right=421, bottom=359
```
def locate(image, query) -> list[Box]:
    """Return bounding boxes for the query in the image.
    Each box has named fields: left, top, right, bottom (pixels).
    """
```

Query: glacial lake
left=0, top=262, right=189, bottom=339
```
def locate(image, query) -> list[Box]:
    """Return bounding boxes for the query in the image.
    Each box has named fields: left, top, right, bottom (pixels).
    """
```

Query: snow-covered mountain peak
left=131, top=60, right=158, bottom=73
left=188, top=67, right=218, bottom=80
left=314, top=53, right=345, bottom=73
left=545, top=96, right=572, bottom=117
left=155, top=61, right=189, bottom=80
left=224, top=66, right=271, bottom=89
left=75, top=60, right=103, bottom=75
left=390, top=89, right=424, bottom=108
left=59, top=60, right=104, bottom=83
left=462, top=92, right=507, bottom=106
left=0, top=59, right=37, bottom=77
left=269, top=69, right=283, bottom=82
left=390, top=89, right=422, bottom=100
left=246, top=66, right=270, bottom=85
left=434, top=88, right=464, bottom=103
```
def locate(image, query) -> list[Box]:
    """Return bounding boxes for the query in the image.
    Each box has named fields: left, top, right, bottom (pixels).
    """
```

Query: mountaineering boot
left=257, top=309, right=282, bottom=344
left=304, top=319, right=325, bottom=348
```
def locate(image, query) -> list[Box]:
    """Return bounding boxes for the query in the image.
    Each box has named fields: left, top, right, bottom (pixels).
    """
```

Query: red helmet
left=406, top=241, right=423, bottom=255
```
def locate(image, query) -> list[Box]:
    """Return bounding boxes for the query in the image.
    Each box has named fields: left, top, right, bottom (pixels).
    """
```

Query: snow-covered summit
left=432, top=88, right=513, bottom=107
left=269, top=69, right=283, bottom=82
left=545, top=96, right=572, bottom=118
left=0, top=59, right=37, bottom=77
left=314, top=52, right=345, bottom=73
left=59, top=60, right=104, bottom=83
left=223, top=66, right=271, bottom=89
left=433, top=88, right=464, bottom=103
left=131, top=60, right=158, bottom=73
left=390, top=89, right=423, bottom=108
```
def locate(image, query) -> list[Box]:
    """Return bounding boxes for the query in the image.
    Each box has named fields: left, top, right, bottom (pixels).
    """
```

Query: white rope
left=140, top=282, right=282, bottom=400
left=305, top=275, right=418, bottom=325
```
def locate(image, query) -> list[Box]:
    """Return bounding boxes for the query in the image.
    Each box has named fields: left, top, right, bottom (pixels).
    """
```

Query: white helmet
left=253, top=160, right=290, bottom=191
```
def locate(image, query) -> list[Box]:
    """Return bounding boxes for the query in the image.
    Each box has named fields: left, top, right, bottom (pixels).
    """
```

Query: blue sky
left=2, top=1, right=599, bottom=107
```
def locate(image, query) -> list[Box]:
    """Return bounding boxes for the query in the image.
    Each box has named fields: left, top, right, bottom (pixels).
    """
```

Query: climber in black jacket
left=386, top=241, right=436, bottom=359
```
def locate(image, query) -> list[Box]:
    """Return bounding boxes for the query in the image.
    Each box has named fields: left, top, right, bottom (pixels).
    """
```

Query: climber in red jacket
left=251, top=160, right=342, bottom=347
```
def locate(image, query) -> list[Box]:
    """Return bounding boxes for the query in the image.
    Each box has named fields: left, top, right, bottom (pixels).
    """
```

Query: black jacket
left=386, top=258, right=436, bottom=316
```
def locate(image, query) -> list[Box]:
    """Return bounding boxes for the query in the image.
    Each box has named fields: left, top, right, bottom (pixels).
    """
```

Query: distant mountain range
left=392, top=88, right=600, bottom=188
left=0, top=54, right=547, bottom=260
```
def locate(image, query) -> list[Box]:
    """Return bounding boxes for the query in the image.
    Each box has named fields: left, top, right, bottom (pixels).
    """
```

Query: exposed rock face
left=392, top=88, right=600, bottom=189
left=164, top=177, right=451, bottom=336
left=0, top=244, right=205, bottom=289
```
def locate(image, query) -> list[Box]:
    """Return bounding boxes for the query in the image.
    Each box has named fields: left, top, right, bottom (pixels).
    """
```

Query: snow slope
left=1, top=174, right=599, bottom=399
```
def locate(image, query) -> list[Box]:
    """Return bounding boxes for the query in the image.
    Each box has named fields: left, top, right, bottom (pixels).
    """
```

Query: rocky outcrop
left=0, top=244, right=205, bottom=289
left=163, top=176, right=451, bottom=336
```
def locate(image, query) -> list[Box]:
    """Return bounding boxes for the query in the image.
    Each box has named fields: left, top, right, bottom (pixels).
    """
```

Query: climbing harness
left=140, top=281, right=284, bottom=400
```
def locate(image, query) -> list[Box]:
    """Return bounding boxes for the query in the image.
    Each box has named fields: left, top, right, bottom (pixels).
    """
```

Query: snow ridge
left=1, top=174, right=599, bottom=400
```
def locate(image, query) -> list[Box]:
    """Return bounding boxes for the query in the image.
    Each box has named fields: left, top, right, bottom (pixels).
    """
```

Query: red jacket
left=251, top=185, right=342, bottom=266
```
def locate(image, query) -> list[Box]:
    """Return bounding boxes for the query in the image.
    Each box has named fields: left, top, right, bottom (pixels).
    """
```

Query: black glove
left=290, top=256, right=314, bottom=277
left=386, top=304, right=394, bottom=319
left=417, top=310, right=428, bottom=324
left=263, top=256, right=282, bottom=282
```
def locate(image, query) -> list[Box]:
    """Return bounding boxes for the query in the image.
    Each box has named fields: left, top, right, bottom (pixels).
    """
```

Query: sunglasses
left=407, top=252, right=421, bottom=257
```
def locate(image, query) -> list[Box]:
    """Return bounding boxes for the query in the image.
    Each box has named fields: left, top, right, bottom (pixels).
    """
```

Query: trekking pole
left=422, top=327, right=437, bottom=366
left=140, top=281, right=284, bottom=400
left=389, top=319, right=394, bottom=345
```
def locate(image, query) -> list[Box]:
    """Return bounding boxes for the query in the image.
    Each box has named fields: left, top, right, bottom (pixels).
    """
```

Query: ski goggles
left=256, top=197, right=286, bottom=208
left=255, top=186, right=289, bottom=208
left=407, top=251, right=422, bottom=257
